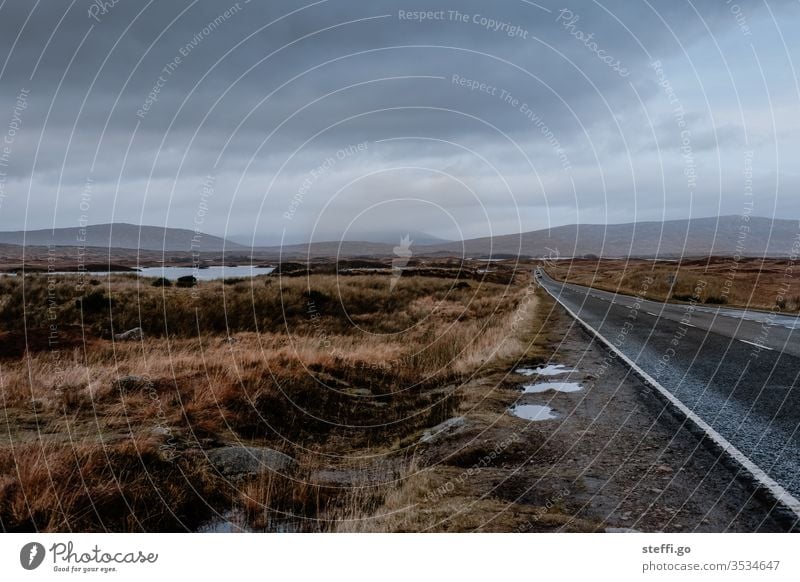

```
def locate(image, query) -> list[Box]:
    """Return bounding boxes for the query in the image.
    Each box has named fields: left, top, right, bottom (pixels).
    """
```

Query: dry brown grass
left=0, top=268, right=520, bottom=338
left=325, top=288, right=553, bottom=533
left=548, top=257, right=800, bottom=311
left=0, top=268, right=539, bottom=531
left=0, top=438, right=224, bottom=532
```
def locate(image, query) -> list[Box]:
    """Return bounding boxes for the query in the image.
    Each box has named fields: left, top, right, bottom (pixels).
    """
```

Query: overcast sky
left=0, top=0, right=797, bottom=244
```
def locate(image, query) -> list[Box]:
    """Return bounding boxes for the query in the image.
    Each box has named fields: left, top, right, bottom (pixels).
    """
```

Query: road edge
left=536, top=272, right=800, bottom=529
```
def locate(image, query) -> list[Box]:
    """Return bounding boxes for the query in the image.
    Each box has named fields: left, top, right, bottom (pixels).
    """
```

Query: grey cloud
left=0, top=0, right=797, bottom=238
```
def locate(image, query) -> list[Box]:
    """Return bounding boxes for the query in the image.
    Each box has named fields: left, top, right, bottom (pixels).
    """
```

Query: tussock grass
left=0, top=439, right=223, bottom=532
left=0, top=269, right=538, bottom=531
left=0, top=272, right=520, bottom=338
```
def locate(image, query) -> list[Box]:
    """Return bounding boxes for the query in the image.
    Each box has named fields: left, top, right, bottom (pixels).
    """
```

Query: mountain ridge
left=1, top=215, right=797, bottom=257
left=253, top=215, right=800, bottom=258
left=0, top=223, right=243, bottom=252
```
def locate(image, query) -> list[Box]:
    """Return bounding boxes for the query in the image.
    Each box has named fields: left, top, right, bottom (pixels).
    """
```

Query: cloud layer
left=0, top=0, right=797, bottom=244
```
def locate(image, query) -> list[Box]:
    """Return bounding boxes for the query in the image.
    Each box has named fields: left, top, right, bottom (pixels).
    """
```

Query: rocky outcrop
left=113, top=327, right=143, bottom=341
left=419, top=416, right=467, bottom=444
left=207, top=446, right=297, bottom=478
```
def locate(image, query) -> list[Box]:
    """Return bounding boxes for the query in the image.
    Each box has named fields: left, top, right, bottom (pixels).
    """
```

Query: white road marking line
left=739, top=339, right=774, bottom=351
left=646, top=311, right=660, bottom=317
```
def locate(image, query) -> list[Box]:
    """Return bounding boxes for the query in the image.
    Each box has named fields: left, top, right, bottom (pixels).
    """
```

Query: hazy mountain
left=256, top=216, right=799, bottom=259
left=335, top=230, right=452, bottom=247
left=3, top=216, right=796, bottom=258
left=421, top=215, right=799, bottom=258
left=229, top=229, right=451, bottom=248
left=0, top=223, right=243, bottom=252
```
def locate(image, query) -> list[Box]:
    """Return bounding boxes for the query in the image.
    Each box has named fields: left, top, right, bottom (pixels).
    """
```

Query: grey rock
left=419, top=416, right=467, bottom=444
left=207, top=446, right=297, bottom=478
left=114, top=327, right=143, bottom=341
left=151, top=426, right=173, bottom=437
left=311, top=469, right=354, bottom=485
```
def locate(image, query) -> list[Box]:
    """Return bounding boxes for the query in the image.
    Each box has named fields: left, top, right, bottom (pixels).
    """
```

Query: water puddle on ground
left=509, top=404, right=558, bottom=421
left=522, top=382, right=583, bottom=394
left=515, top=364, right=574, bottom=377
left=197, top=511, right=248, bottom=533
left=197, top=510, right=302, bottom=533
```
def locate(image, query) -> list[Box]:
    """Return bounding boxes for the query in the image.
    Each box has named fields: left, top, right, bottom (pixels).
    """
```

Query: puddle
left=197, top=510, right=249, bottom=533
left=197, top=510, right=302, bottom=532
left=509, top=404, right=558, bottom=421
left=515, top=364, right=574, bottom=377
left=523, top=382, right=583, bottom=394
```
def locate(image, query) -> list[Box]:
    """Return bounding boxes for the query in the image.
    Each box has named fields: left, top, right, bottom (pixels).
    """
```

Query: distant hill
left=0, top=223, right=243, bottom=252
left=420, top=215, right=798, bottom=258
left=3, top=216, right=796, bottom=258
left=255, top=216, right=799, bottom=259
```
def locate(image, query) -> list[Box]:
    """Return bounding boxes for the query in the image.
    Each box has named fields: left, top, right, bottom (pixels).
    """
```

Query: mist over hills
left=1, top=216, right=796, bottom=258
left=259, top=216, right=800, bottom=259
left=227, top=229, right=451, bottom=248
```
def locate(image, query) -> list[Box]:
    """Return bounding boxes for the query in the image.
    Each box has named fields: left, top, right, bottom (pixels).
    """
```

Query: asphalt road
left=537, top=270, right=800, bottom=500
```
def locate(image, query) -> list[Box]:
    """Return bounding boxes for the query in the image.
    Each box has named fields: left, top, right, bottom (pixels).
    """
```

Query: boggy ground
left=339, top=294, right=795, bottom=533
left=0, top=266, right=791, bottom=532
left=0, top=267, right=532, bottom=532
